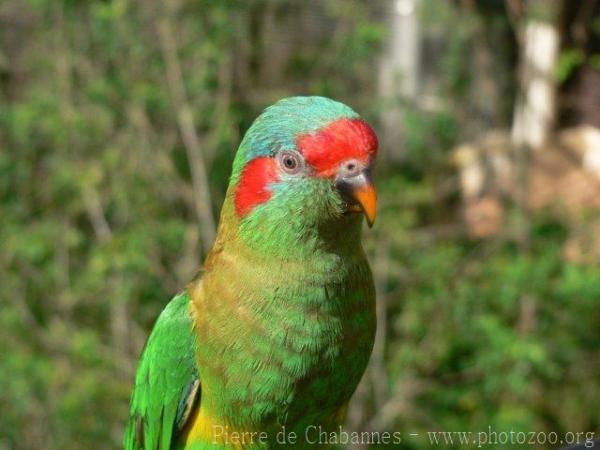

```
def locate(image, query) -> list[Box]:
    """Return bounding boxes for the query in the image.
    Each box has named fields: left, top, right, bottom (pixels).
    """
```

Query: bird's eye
left=278, top=151, right=303, bottom=175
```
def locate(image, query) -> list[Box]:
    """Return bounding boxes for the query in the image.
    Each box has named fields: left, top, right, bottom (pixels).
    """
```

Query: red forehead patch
left=296, top=118, right=378, bottom=177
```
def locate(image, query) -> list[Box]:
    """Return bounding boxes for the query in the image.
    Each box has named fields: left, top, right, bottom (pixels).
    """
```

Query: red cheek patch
left=234, top=157, right=280, bottom=217
left=297, top=118, right=378, bottom=177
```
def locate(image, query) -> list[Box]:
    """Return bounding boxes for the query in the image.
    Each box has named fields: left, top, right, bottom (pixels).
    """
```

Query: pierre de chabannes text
left=212, top=425, right=596, bottom=448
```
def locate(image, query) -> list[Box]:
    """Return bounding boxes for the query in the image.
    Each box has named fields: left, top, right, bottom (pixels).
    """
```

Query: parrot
left=124, top=96, right=378, bottom=449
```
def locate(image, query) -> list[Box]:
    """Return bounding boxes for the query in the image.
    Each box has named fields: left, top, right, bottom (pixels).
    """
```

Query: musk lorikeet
left=124, top=96, right=378, bottom=449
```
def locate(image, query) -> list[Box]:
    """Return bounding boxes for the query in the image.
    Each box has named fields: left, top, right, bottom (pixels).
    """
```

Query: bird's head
left=224, top=96, right=378, bottom=255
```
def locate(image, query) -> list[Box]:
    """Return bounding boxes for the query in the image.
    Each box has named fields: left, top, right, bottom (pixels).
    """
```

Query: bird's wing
left=124, top=291, right=200, bottom=450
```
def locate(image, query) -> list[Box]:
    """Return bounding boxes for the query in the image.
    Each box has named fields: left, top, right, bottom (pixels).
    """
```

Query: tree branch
left=156, top=7, right=216, bottom=253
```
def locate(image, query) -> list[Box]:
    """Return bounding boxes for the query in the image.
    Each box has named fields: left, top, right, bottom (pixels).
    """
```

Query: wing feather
left=124, top=292, right=200, bottom=450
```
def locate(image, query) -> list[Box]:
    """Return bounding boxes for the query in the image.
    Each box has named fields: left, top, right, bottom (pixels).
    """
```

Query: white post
left=512, top=20, right=560, bottom=150
left=378, top=0, right=421, bottom=159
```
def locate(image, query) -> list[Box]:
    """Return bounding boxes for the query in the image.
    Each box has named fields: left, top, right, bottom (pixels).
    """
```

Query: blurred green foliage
left=1, top=1, right=599, bottom=449
left=555, top=49, right=586, bottom=83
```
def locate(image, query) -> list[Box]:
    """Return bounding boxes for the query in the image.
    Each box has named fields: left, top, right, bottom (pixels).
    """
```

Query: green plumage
left=124, top=292, right=198, bottom=450
left=124, top=97, right=377, bottom=449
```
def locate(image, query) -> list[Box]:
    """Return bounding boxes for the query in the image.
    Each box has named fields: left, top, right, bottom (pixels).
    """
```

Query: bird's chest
left=198, top=277, right=375, bottom=438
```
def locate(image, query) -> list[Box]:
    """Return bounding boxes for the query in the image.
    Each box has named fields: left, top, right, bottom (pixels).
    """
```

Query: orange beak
left=351, top=182, right=377, bottom=227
